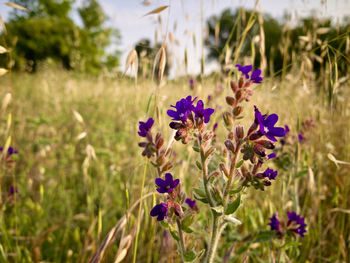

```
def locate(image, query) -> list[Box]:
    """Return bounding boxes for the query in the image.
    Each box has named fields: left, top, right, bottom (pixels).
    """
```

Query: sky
left=1, top=0, right=350, bottom=76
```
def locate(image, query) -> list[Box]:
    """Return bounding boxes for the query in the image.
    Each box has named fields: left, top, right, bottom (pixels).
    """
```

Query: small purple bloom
left=189, top=79, right=194, bottom=85
left=298, top=133, right=305, bottom=142
left=287, top=211, right=307, bottom=237
left=167, top=96, right=197, bottom=122
left=193, top=100, right=214, bottom=123
left=138, top=118, right=154, bottom=137
left=263, top=168, right=278, bottom=180
left=267, top=153, right=277, bottom=159
left=155, top=173, right=180, bottom=194
left=185, top=198, right=196, bottom=209
left=250, top=69, right=263, bottom=83
left=150, top=203, right=168, bottom=221
left=235, top=64, right=252, bottom=78
left=268, top=213, right=280, bottom=231
left=254, top=106, right=286, bottom=142
left=0, top=146, right=18, bottom=156
left=9, top=186, right=18, bottom=195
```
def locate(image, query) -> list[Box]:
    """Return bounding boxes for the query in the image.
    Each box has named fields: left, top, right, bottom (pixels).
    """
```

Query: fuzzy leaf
left=225, top=194, right=240, bottom=215
left=235, top=159, right=244, bottom=168
left=211, top=205, right=224, bottom=215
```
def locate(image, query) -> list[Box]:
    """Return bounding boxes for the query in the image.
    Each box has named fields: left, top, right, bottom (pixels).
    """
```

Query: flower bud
left=235, top=90, right=242, bottom=101
left=238, top=76, right=244, bottom=88
left=228, top=131, right=234, bottom=140
left=263, top=180, right=272, bottom=186
left=233, top=106, right=242, bottom=116
left=247, top=121, right=258, bottom=135
left=219, top=163, right=229, bottom=177
left=156, top=155, right=165, bottom=165
left=225, top=96, right=236, bottom=107
left=205, top=147, right=216, bottom=159
left=224, top=139, right=235, bottom=153
left=249, top=131, right=263, bottom=141
left=255, top=140, right=275, bottom=149
left=170, top=121, right=183, bottom=130
left=254, top=144, right=266, bottom=157
left=236, top=125, right=244, bottom=139
left=173, top=202, right=184, bottom=217
left=138, top=142, right=147, bottom=147
left=230, top=80, right=238, bottom=92
left=223, top=112, right=234, bottom=127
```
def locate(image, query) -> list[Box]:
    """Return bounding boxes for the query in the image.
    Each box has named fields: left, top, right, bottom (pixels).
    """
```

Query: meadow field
left=1, top=1, right=350, bottom=263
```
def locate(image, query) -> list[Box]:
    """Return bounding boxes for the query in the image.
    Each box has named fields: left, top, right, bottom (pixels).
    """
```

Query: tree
left=1, top=0, right=120, bottom=72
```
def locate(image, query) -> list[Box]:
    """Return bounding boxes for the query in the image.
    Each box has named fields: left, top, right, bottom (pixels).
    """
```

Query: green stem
left=176, top=219, right=185, bottom=263
left=198, top=137, right=215, bottom=207
left=223, top=143, right=241, bottom=207
left=205, top=213, right=222, bottom=263
left=132, top=159, right=148, bottom=263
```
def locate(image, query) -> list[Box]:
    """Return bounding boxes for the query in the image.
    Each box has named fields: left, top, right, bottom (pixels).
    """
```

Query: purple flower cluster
left=287, top=211, right=307, bottom=237
left=138, top=118, right=154, bottom=137
left=236, top=64, right=263, bottom=83
left=167, top=96, right=214, bottom=124
left=150, top=174, right=182, bottom=221
left=268, top=212, right=307, bottom=237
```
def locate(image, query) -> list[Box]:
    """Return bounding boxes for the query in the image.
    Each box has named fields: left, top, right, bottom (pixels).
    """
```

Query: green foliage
left=1, top=0, right=120, bottom=73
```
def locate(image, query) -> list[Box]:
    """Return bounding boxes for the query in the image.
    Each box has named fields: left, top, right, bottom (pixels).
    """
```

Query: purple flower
left=150, top=203, right=168, bottom=221
left=0, top=146, right=18, bottom=156
left=189, top=79, right=194, bottom=85
left=298, top=133, right=305, bottom=142
left=263, top=168, right=278, bottom=180
left=9, top=186, right=18, bottom=195
left=155, top=173, right=180, bottom=194
left=268, top=213, right=280, bottom=231
left=138, top=118, right=154, bottom=137
left=185, top=198, right=196, bottom=209
left=287, top=211, right=307, bottom=237
left=193, top=100, right=214, bottom=123
left=267, top=153, right=277, bottom=159
left=235, top=64, right=252, bottom=78
left=167, top=96, right=197, bottom=122
left=254, top=106, right=286, bottom=142
left=250, top=69, right=263, bottom=83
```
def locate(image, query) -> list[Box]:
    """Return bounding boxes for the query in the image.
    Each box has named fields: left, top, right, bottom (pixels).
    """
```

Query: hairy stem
left=205, top=213, right=222, bottom=263
left=198, top=137, right=215, bottom=207
left=176, top=219, right=186, bottom=263
left=223, top=143, right=241, bottom=207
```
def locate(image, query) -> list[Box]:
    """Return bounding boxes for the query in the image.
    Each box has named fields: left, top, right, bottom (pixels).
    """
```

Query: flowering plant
left=137, top=65, right=307, bottom=262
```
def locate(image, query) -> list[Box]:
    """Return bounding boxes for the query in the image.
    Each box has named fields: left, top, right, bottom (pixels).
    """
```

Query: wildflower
left=268, top=213, right=280, bottom=231
left=235, top=64, right=252, bottom=78
left=167, top=96, right=197, bottom=122
left=150, top=203, right=168, bottom=221
left=262, top=168, right=278, bottom=180
left=250, top=69, right=263, bottom=83
left=185, top=198, right=195, bottom=208
left=298, top=133, right=305, bottom=142
left=284, top=125, right=290, bottom=134
left=254, top=106, right=286, bottom=142
left=192, top=100, right=214, bottom=123
left=155, top=173, right=180, bottom=194
left=138, top=118, right=154, bottom=137
left=287, top=211, right=307, bottom=237
left=0, top=146, right=18, bottom=157
left=9, top=186, right=18, bottom=195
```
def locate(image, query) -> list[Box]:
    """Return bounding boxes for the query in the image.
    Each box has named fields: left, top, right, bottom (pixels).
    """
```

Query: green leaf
left=229, top=186, right=243, bottom=195
left=181, top=225, right=194, bottom=233
left=192, top=146, right=200, bottom=152
left=193, top=193, right=208, bottom=204
left=193, top=187, right=206, bottom=198
left=223, top=215, right=241, bottom=225
left=184, top=250, right=196, bottom=262
left=169, top=229, right=180, bottom=241
left=249, top=230, right=275, bottom=243
left=225, top=194, right=241, bottom=215
left=235, top=159, right=244, bottom=168
left=196, top=161, right=202, bottom=170
left=145, top=94, right=153, bottom=114
left=182, top=215, right=194, bottom=227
